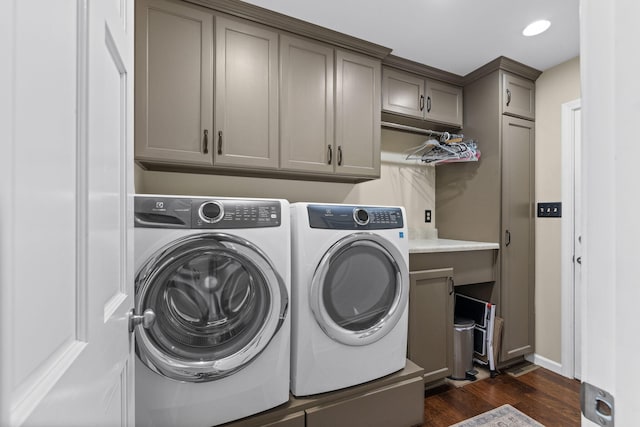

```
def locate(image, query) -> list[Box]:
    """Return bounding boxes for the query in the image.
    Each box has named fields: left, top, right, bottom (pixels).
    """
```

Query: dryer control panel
left=134, top=196, right=281, bottom=229
left=308, top=205, right=404, bottom=230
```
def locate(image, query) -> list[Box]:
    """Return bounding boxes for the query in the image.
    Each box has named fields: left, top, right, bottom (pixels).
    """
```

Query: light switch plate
left=537, top=202, right=562, bottom=218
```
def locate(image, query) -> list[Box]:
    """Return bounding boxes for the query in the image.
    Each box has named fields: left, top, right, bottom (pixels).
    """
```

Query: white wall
left=534, top=56, right=581, bottom=364
left=136, top=128, right=438, bottom=238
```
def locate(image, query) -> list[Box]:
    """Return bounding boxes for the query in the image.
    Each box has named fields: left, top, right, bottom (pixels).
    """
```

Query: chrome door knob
left=128, top=308, right=156, bottom=332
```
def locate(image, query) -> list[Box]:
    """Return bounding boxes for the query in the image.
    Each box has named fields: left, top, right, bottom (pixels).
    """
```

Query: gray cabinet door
left=382, top=68, right=463, bottom=128
left=335, top=50, right=381, bottom=178
left=280, top=35, right=334, bottom=173
left=135, top=0, right=213, bottom=165
left=215, top=16, right=279, bottom=169
left=425, top=79, right=463, bottom=127
left=381, top=67, right=425, bottom=118
left=500, top=116, right=535, bottom=360
left=502, top=72, right=535, bottom=120
left=408, top=268, right=454, bottom=383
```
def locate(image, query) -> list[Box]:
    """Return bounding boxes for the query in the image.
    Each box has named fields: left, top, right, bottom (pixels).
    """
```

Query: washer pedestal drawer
left=220, top=359, right=425, bottom=427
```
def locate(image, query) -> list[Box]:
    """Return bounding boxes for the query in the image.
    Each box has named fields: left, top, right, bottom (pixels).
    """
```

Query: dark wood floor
left=423, top=367, right=581, bottom=426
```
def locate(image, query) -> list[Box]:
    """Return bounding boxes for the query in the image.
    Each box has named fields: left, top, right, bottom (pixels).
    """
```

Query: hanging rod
left=381, top=121, right=464, bottom=140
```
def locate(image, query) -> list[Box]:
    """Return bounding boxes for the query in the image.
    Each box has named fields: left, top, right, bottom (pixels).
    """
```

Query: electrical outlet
left=537, top=202, right=562, bottom=218
left=425, top=209, right=432, bottom=223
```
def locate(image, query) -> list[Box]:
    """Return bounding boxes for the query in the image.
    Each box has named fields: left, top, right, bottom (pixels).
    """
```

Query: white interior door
left=572, top=107, right=582, bottom=380
left=561, top=99, right=581, bottom=380
left=580, top=0, right=640, bottom=424
left=0, top=1, right=135, bottom=426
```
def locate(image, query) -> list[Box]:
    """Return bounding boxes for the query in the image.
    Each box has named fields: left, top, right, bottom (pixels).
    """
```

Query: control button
left=353, top=208, right=369, bottom=226
left=199, top=201, right=224, bottom=223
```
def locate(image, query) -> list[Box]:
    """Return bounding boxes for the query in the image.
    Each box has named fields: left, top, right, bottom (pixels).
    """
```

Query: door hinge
left=581, top=382, right=614, bottom=426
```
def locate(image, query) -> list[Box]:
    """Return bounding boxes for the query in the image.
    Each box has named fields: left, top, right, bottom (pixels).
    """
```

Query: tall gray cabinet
left=436, top=57, right=540, bottom=364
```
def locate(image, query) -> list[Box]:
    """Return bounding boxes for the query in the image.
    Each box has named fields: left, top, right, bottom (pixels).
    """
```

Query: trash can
left=450, top=317, right=475, bottom=380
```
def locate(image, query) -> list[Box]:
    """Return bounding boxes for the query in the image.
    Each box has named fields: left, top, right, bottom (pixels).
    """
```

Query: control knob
left=199, top=201, right=224, bottom=223
left=353, top=208, right=369, bottom=226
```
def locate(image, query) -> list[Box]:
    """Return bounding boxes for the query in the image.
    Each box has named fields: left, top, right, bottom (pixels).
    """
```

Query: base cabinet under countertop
left=408, top=268, right=454, bottom=384
left=408, top=244, right=499, bottom=386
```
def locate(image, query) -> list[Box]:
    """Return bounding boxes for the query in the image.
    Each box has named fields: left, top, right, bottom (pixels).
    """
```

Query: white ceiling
left=239, top=0, right=580, bottom=76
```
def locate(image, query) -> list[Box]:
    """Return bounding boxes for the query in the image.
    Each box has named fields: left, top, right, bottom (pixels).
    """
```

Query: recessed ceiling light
left=522, top=19, right=551, bottom=37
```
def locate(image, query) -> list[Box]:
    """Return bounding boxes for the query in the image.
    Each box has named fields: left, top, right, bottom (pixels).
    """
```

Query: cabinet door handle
left=506, top=88, right=512, bottom=106
left=203, top=129, right=209, bottom=154
left=337, top=146, right=343, bottom=166
left=449, top=277, right=454, bottom=295
left=327, top=144, right=333, bottom=165
left=426, top=96, right=431, bottom=113
left=419, top=95, right=425, bottom=111
left=217, top=131, right=223, bottom=155
left=505, top=230, right=511, bottom=247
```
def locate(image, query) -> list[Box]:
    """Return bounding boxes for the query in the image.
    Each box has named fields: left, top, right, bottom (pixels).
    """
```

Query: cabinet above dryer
left=280, top=35, right=381, bottom=179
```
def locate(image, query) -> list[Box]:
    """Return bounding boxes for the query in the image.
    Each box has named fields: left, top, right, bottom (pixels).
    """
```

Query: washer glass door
left=310, top=233, right=408, bottom=346
left=134, top=233, right=287, bottom=382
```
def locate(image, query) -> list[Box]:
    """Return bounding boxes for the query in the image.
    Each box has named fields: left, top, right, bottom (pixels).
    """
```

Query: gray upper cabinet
left=135, top=0, right=390, bottom=182
left=502, top=72, right=535, bottom=120
left=424, top=79, right=463, bottom=127
left=382, top=67, right=463, bottom=128
left=381, top=68, right=424, bottom=118
left=279, top=35, right=334, bottom=174
left=215, top=16, right=279, bottom=169
left=280, top=38, right=381, bottom=178
left=335, top=50, right=381, bottom=178
left=135, top=0, right=214, bottom=165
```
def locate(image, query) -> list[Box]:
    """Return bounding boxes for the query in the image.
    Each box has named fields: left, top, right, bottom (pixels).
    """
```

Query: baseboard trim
left=525, top=353, right=564, bottom=377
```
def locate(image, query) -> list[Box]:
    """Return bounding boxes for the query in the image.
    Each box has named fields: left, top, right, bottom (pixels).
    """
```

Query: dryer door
left=310, top=232, right=408, bottom=346
left=134, top=233, right=287, bottom=382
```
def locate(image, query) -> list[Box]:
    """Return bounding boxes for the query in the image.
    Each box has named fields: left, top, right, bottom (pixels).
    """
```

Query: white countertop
left=409, top=238, right=499, bottom=254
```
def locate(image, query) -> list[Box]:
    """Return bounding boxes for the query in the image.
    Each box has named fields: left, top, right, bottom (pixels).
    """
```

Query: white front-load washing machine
left=289, top=203, right=409, bottom=396
left=133, top=195, right=290, bottom=427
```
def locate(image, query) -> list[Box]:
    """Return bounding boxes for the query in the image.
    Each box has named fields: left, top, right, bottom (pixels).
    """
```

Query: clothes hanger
left=405, top=138, right=459, bottom=161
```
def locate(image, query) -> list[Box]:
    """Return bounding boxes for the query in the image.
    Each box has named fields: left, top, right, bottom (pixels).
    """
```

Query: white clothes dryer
left=289, top=203, right=409, bottom=396
left=133, top=195, right=290, bottom=427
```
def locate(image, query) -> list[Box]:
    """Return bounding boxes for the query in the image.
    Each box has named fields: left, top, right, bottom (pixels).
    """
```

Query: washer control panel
left=193, top=199, right=281, bottom=228
left=308, top=205, right=404, bottom=230
left=134, top=196, right=281, bottom=229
